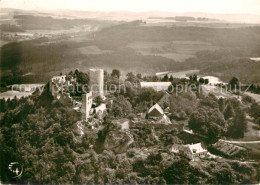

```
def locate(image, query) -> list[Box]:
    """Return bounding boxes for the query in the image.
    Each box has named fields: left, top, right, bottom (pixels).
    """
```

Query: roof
left=213, top=140, right=246, bottom=156
left=95, top=103, right=106, bottom=112
left=148, top=103, right=164, bottom=115
left=171, top=144, right=184, bottom=153
left=89, top=68, right=103, bottom=72
left=158, top=92, right=171, bottom=106
left=52, top=75, right=66, bottom=79
left=184, top=143, right=207, bottom=154
left=140, top=82, right=171, bottom=91
left=159, top=114, right=171, bottom=124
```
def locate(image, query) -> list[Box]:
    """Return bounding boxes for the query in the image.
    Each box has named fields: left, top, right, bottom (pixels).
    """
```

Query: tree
left=218, top=98, right=225, bottom=113
left=229, top=77, right=240, bottom=90
left=69, top=70, right=73, bottom=76
left=163, top=158, right=190, bottom=184
left=192, top=74, right=198, bottom=82
left=189, top=75, right=193, bottom=82
left=162, top=75, right=169, bottom=82
left=136, top=73, right=142, bottom=79
left=255, top=117, right=260, bottom=126
left=249, top=103, right=260, bottom=120
left=0, top=99, right=6, bottom=112
left=204, top=79, right=209, bottom=84
left=111, top=69, right=121, bottom=78
left=169, top=75, right=174, bottom=82
left=111, top=96, right=132, bottom=117
left=232, top=109, right=247, bottom=138
left=126, top=72, right=135, bottom=83
left=95, top=96, right=103, bottom=106
left=199, top=78, right=205, bottom=84
left=75, top=71, right=89, bottom=84
left=224, top=104, right=234, bottom=120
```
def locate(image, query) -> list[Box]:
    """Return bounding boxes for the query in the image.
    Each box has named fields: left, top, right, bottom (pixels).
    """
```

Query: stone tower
left=81, top=91, right=93, bottom=120
left=89, top=68, right=104, bottom=98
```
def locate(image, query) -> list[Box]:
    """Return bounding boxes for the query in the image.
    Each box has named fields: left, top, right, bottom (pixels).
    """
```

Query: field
left=0, top=40, right=9, bottom=47
left=127, top=41, right=219, bottom=62
left=243, top=121, right=260, bottom=141
left=201, top=85, right=240, bottom=99
left=78, top=45, right=112, bottom=55
left=245, top=92, right=260, bottom=103
left=0, top=90, right=32, bottom=100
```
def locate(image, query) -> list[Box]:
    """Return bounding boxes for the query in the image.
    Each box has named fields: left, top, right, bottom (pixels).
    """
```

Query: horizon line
left=1, top=7, right=260, bottom=16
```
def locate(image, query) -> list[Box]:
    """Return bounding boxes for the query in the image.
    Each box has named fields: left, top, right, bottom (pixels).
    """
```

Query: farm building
left=140, top=82, right=171, bottom=92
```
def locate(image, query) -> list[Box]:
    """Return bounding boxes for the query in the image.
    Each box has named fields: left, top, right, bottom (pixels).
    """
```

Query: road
left=219, top=139, right=260, bottom=144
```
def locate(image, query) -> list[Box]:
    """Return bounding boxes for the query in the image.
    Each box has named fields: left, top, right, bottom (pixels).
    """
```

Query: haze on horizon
left=1, top=0, right=260, bottom=15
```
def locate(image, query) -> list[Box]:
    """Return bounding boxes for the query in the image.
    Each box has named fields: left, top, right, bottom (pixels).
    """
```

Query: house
left=51, top=75, right=66, bottom=84
left=112, top=119, right=129, bottom=130
left=158, top=114, right=171, bottom=125
left=94, top=103, right=106, bottom=119
left=171, top=143, right=207, bottom=160
left=171, top=144, right=185, bottom=153
left=148, top=103, right=164, bottom=118
left=140, top=82, right=171, bottom=92
left=95, top=103, right=106, bottom=113
left=147, top=103, right=171, bottom=124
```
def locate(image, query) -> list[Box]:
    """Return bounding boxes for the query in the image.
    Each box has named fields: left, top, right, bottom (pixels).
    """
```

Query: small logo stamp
left=8, top=162, right=23, bottom=178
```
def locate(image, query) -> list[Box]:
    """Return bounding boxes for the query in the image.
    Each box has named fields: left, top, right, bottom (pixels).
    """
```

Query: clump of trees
left=229, top=77, right=240, bottom=90
left=188, top=94, right=247, bottom=140
left=111, top=69, right=121, bottom=79
left=169, top=92, right=197, bottom=120
left=250, top=102, right=260, bottom=126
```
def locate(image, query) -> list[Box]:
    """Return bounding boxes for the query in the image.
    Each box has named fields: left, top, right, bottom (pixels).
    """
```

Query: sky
left=1, top=0, right=260, bottom=15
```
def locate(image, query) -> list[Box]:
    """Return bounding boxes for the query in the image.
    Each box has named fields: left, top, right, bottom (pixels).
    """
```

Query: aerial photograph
left=0, top=0, right=260, bottom=184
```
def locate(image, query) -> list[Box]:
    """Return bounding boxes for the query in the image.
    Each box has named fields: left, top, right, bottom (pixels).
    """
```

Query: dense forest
left=94, top=22, right=260, bottom=49
left=0, top=73, right=259, bottom=183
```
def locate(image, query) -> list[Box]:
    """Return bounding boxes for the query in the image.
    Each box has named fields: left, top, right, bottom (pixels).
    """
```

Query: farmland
left=127, top=41, right=219, bottom=62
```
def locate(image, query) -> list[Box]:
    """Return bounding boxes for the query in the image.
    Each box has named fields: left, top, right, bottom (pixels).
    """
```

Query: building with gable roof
left=171, top=142, right=208, bottom=160
left=147, top=103, right=171, bottom=124
left=148, top=103, right=164, bottom=118
left=140, top=82, right=171, bottom=92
